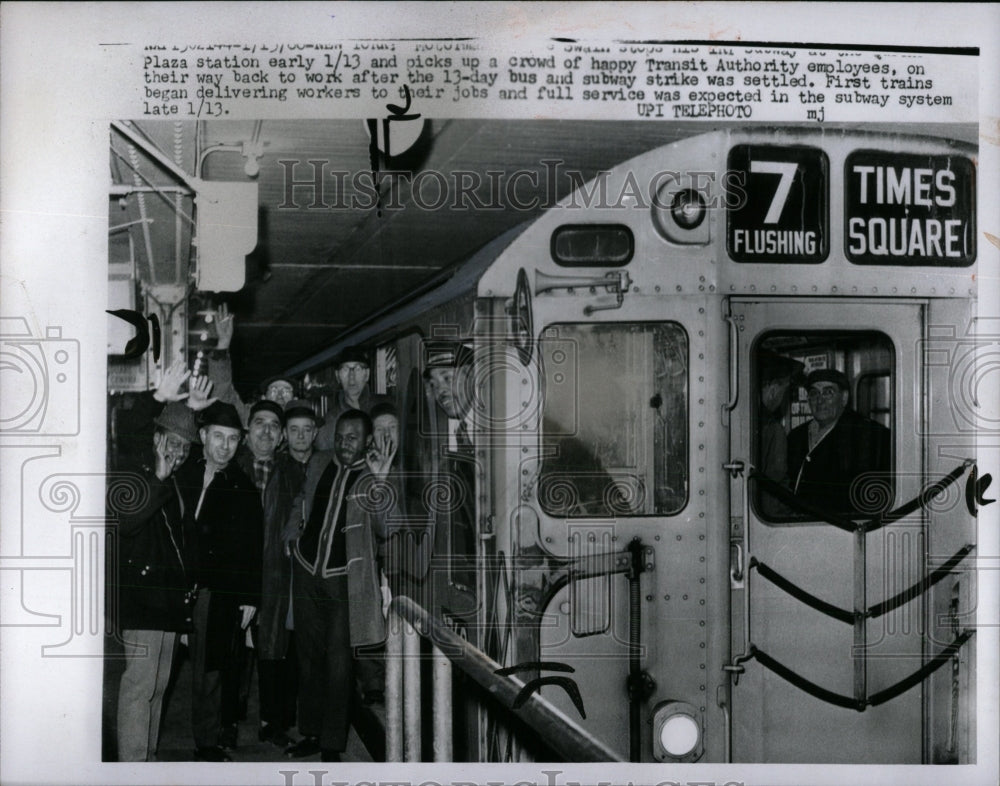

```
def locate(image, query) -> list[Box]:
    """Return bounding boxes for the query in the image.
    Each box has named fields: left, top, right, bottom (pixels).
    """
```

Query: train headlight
left=670, top=189, right=707, bottom=229
left=651, top=180, right=710, bottom=245
left=651, top=700, right=703, bottom=762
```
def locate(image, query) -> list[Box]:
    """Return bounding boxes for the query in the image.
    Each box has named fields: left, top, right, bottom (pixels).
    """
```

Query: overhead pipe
left=111, top=121, right=199, bottom=192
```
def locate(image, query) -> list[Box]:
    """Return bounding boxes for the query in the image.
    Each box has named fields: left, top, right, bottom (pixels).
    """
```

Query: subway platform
left=103, top=635, right=378, bottom=763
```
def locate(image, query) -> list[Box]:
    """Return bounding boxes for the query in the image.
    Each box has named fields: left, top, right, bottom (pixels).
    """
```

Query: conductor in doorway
left=787, top=369, right=891, bottom=516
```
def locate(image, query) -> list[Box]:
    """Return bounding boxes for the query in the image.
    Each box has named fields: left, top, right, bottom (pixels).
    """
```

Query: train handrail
left=750, top=543, right=976, bottom=622
left=750, top=629, right=974, bottom=712
left=748, top=459, right=974, bottom=533
left=386, top=594, right=623, bottom=763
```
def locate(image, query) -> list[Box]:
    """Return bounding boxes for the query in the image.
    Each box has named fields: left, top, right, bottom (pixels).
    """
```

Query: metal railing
left=385, top=595, right=623, bottom=763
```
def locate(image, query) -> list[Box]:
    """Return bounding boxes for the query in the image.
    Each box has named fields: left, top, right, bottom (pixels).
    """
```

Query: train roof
left=284, top=221, right=532, bottom=376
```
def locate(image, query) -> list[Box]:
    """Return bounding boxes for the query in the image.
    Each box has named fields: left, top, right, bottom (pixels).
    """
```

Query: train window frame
left=751, top=330, right=896, bottom=526
left=536, top=320, right=689, bottom=519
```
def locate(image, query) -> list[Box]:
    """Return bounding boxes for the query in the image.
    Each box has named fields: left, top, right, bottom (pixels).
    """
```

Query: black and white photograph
left=2, top=4, right=998, bottom=786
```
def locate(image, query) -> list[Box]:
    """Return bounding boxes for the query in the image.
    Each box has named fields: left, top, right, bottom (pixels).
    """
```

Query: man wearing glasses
left=788, top=368, right=891, bottom=516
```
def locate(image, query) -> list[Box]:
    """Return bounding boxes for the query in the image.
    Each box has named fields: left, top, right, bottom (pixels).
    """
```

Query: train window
left=753, top=332, right=894, bottom=524
left=550, top=224, right=634, bottom=267
left=538, top=322, right=688, bottom=517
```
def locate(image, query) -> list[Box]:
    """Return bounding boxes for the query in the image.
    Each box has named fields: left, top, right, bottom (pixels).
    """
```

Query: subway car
left=285, top=127, right=979, bottom=764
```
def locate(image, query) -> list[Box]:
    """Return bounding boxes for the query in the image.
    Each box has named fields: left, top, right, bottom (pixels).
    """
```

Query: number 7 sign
left=727, top=145, right=829, bottom=264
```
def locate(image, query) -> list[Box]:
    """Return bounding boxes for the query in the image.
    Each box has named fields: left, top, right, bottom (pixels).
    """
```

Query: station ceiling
left=109, top=119, right=973, bottom=393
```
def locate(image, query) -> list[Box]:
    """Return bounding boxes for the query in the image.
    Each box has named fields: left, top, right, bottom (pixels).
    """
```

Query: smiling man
left=788, top=368, right=891, bottom=516
left=174, top=401, right=263, bottom=762
left=283, top=409, right=396, bottom=762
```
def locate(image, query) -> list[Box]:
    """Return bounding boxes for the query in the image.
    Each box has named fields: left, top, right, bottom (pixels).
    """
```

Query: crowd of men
left=109, top=304, right=890, bottom=763
left=109, top=305, right=422, bottom=763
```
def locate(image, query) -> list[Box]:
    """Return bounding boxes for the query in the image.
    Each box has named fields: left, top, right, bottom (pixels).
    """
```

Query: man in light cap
left=787, top=368, right=891, bottom=515
left=113, top=402, right=198, bottom=761
left=315, top=346, right=372, bottom=451
left=256, top=398, right=321, bottom=746
left=174, top=401, right=263, bottom=761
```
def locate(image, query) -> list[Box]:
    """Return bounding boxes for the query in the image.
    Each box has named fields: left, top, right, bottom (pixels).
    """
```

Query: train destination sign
left=727, top=145, right=829, bottom=264
left=845, top=151, right=976, bottom=266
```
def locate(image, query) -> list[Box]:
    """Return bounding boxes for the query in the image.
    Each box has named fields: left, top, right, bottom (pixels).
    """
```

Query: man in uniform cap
left=174, top=401, right=263, bottom=761
left=787, top=368, right=891, bottom=515
left=423, top=341, right=476, bottom=588
left=315, top=346, right=373, bottom=451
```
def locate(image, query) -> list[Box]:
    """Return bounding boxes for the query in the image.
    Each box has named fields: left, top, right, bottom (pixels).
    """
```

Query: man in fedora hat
left=173, top=401, right=263, bottom=761
left=315, top=346, right=373, bottom=451
left=255, top=399, right=321, bottom=746
left=113, top=401, right=199, bottom=762
left=788, top=368, right=891, bottom=515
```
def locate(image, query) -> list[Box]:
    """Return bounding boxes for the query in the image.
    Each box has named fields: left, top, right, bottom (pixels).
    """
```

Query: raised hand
left=214, top=302, right=235, bottom=351
left=187, top=375, right=218, bottom=411
left=154, top=360, right=190, bottom=402
left=365, top=430, right=397, bottom=480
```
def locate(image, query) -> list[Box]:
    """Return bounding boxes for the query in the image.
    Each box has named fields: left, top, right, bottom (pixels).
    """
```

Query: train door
left=727, top=298, right=926, bottom=762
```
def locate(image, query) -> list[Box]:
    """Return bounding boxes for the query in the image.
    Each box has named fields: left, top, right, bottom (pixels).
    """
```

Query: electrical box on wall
left=195, top=181, right=259, bottom=292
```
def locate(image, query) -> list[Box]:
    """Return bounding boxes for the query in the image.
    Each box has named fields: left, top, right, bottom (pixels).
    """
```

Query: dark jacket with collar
left=112, top=463, right=196, bottom=632
left=258, top=450, right=310, bottom=659
left=175, top=456, right=263, bottom=669
left=788, top=408, right=891, bottom=515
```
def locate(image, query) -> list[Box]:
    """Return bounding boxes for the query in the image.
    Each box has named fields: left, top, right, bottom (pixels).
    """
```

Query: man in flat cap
left=787, top=368, right=891, bottom=515
left=173, top=401, right=263, bottom=761
left=315, top=346, right=373, bottom=451
left=113, top=401, right=198, bottom=762
left=255, top=399, right=321, bottom=746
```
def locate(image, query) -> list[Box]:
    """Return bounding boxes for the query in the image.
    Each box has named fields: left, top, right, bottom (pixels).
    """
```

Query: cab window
left=753, top=331, right=894, bottom=523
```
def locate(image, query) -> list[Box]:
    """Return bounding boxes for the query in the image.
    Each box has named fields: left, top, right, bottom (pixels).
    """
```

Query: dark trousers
left=221, top=636, right=249, bottom=729
left=355, top=643, right=384, bottom=694
left=294, top=563, right=353, bottom=752
left=190, top=590, right=222, bottom=747
left=259, top=634, right=298, bottom=730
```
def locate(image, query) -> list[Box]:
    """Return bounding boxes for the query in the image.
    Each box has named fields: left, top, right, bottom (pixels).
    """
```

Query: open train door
left=726, top=297, right=941, bottom=763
